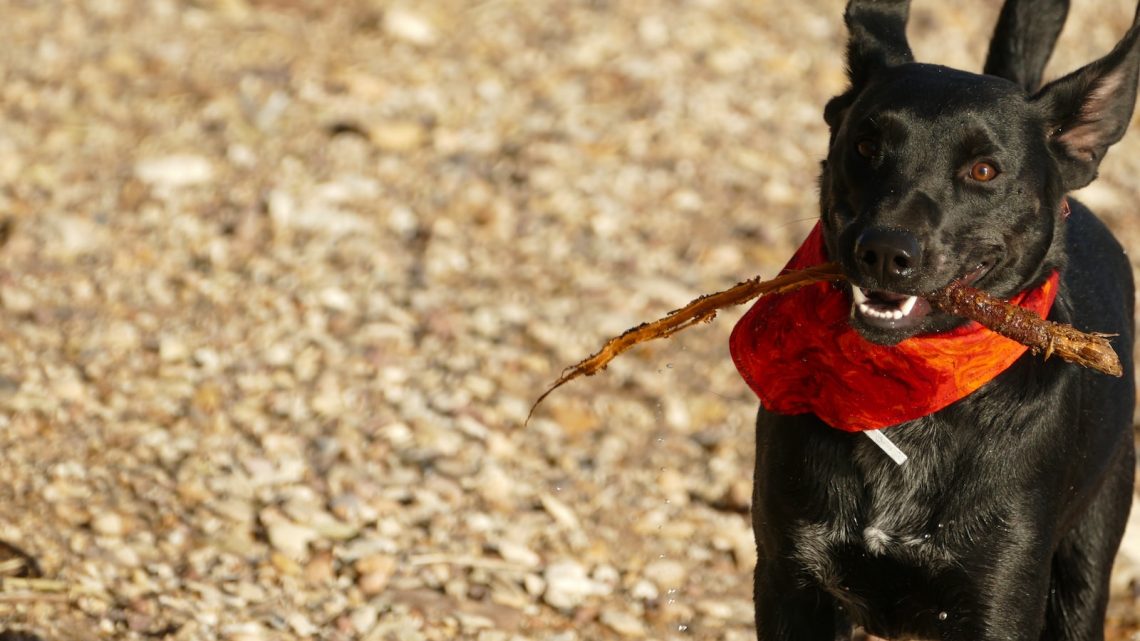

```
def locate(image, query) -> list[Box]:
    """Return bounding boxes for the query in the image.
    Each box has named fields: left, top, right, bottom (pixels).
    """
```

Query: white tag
left=864, top=429, right=908, bottom=465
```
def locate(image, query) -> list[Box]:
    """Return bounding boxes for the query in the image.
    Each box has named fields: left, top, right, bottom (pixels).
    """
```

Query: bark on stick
left=927, top=277, right=1122, bottom=377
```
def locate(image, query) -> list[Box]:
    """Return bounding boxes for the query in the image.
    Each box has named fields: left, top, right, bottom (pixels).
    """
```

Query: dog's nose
left=854, top=228, right=922, bottom=284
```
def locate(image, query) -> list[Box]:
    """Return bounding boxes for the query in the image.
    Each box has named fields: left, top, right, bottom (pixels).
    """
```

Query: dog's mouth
left=851, top=287, right=931, bottom=328
left=850, top=262, right=991, bottom=331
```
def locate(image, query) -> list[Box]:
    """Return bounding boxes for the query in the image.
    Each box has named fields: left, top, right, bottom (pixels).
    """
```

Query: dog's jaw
left=848, top=286, right=937, bottom=344
left=851, top=287, right=929, bottom=326
left=847, top=262, right=993, bottom=345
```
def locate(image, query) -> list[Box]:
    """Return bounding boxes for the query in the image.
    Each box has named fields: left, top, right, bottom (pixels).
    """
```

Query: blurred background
left=0, top=0, right=1136, bottom=639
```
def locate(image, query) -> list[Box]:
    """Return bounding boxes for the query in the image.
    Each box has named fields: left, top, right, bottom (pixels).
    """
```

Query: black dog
left=749, top=1, right=1139, bottom=639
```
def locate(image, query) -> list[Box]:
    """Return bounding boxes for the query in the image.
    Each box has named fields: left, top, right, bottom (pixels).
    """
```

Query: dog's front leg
left=949, top=528, right=1056, bottom=641
left=754, top=559, right=852, bottom=641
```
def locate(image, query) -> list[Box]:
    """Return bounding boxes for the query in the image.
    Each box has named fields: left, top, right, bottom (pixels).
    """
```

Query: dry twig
left=529, top=263, right=1121, bottom=421
left=928, top=278, right=1121, bottom=376
left=526, top=263, right=845, bottom=423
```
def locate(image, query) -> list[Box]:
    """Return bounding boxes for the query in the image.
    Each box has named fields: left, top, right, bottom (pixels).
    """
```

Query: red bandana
left=729, top=223, right=1060, bottom=432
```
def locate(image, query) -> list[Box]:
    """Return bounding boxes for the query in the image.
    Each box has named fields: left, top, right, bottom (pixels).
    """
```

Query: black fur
left=751, top=1, right=1140, bottom=639
left=984, top=0, right=1070, bottom=92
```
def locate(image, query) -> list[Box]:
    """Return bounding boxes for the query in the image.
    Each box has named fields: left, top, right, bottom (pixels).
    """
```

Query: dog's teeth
left=900, top=296, right=917, bottom=316
left=858, top=302, right=893, bottom=319
left=856, top=294, right=920, bottom=322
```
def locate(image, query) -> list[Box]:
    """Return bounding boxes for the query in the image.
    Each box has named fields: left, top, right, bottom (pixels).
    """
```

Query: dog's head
left=822, top=0, right=1140, bottom=345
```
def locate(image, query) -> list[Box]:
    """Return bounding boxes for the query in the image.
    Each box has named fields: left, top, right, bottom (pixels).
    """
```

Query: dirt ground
left=0, top=0, right=1137, bottom=639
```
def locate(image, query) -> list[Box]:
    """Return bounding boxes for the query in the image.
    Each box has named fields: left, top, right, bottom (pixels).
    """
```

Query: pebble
left=696, top=599, right=735, bottom=621
left=370, top=121, right=427, bottom=152
left=599, top=607, right=647, bottom=637
left=350, top=605, right=379, bottom=635
left=135, top=154, right=215, bottom=188
left=523, top=573, right=546, bottom=598
left=1, top=285, right=36, bottom=314
left=383, top=7, right=438, bottom=45
left=269, top=551, right=302, bottom=576
left=159, top=335, right=190, bottom=362
left=356, top=554, right=397, bottom=596
left=495, top=540, right=541, bottom=568
left=223, top=623, right=268, bottom=641
left=540, top=494, right=581, bottom=530
left=642, top=559, right=687, bottom=590
left=91, top=512, right=125, bottom=537
left=46, top=214, right=108, bottom=258
left=261, top=510, right=317, bottom=560
left=285, top=612, right=318, bottom=636
left=542, top=561, right=611, bottom=610
left=303, top=550, right=336, bottom=585
left=630, top=579, right=659, bottom=601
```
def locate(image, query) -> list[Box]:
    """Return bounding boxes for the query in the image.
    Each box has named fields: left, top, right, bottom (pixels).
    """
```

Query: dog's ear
left=825, top=0, right=914, bottom=131
left=1032, top=9, right=1140, bottom=190
left=843, top=0, right=914, bottom=87
left=983, top=0, right=1069, bottom=92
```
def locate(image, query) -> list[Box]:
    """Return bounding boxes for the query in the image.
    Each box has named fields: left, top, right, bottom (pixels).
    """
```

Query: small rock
left=455, top=612, right=495, bottom=632
left=384, top=7, right=438, bottom=45
left=541, top=494, right=581, bottom=530
left=657, top=468, right=690, bottom=506
left=726, top=479, right=753, bottom=512
left=704, top=598, right=754, bottom=625
left=637, top=15, right=669, bottom=47
left=1, top=286, right=35, bottom=314
left=285, top=612, right=318, bottom=636
left=476, top=464, right=516, bottom=511
left=135, top=154, right=215, bottom=188
left=591, top=564, right=620, bottom=589
left=319, top=287, right=355, bottom=312
left=370, top=121, right=426, bottom=152
left=543, top=561, right=610, bottom=610
left=387, top=205, right=419, bottom=236
left=261, top=509, right=317, bottom=559
left=91, top=512, right=125, bottom=537
left=270, top=551, right=302, bottom=576
left=356, top=554, right=396, bottom=596
left=695, top=599, right=734, bottom=621
left=350, top=605, right=379, bottom=635
left=159, top=335, right=190, bottom=362
left=303, top=550, right=335, bottom=584
left=630, top=579, right=659, bottom=601
left=223, top=623, right=267, bottom=641
left=47, top=214, right=108, bottom=258
left=496, top=540, right=540, bottom=568
left=523, top=573, right=546, bottom=597
left=599, top=607, right=646, bottom=637
left=643, top=559, right=687, bottom=590
left=193, top=348, right=221, bottom=371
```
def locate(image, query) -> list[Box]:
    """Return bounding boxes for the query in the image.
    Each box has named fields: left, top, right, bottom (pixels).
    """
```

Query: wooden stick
left=526, top=263, right=845, bottom=423
left=928, top=278, right=1122, bottom=376
left=528, top=263, right=1123, bottom=422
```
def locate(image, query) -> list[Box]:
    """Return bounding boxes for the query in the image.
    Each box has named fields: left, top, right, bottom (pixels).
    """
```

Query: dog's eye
left=856, top=139, right=878, bottom=158
left=969, top=161, right=999, bottom=182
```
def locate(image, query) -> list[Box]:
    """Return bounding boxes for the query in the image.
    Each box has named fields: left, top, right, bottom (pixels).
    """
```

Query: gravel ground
left=0, top=1, right=1138, bottom=639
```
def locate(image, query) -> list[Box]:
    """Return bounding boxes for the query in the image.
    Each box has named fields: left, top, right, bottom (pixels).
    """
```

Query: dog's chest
left=789, top=433, right=969, bottom=624
left=790, top=479, right=947, bottom=589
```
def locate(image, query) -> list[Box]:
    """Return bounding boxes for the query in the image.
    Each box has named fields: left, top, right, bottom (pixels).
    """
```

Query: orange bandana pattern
left=729, top=224, right=1059, bottom=432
